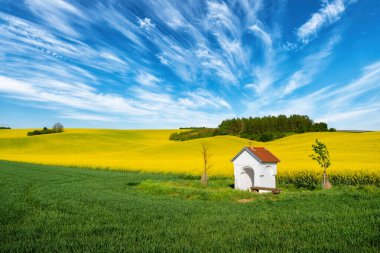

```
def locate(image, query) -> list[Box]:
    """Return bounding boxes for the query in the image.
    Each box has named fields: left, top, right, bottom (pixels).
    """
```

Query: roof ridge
left=232, top=146, right=280, bottom=163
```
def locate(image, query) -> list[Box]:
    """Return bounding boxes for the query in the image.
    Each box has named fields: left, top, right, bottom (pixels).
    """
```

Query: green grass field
left=1, top=160, right=379, bottom=252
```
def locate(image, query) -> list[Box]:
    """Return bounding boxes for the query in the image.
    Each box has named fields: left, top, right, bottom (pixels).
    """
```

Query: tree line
left=170, top=114, right=335, bottom=142
left=27, top=123, right=64, bottom=136
left=170, top=128, right=216, bottom=141
left=217, top=115, right=335, bottom=141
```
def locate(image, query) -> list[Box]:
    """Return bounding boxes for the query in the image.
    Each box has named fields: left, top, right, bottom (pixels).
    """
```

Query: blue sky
left=0, top=0, right=379, bottom=130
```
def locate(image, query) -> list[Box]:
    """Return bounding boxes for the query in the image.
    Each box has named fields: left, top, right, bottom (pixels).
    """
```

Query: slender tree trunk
left=201, top=143, right=209, bottom=186
left=201, top=171, right=208, bottom=186
left=323, top=168, right=327, bottom=189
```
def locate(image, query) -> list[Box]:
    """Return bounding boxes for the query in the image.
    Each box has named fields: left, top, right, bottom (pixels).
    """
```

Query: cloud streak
left=0, top=0, right=378, bottom=130
left=283, top=35, right=340, bottom=95
left=297, top=0, right=349, bottom=44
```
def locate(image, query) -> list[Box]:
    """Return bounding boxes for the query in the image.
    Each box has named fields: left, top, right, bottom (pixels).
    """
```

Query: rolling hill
left=0, top=129, right=379, bottom=180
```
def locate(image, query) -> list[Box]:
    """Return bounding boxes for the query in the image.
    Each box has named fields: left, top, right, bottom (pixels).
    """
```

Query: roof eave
left=230, top=147, right=263, bottom=163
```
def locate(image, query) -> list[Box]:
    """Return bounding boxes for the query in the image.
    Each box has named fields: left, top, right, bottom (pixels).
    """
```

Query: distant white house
left=231, top=147, right=280, bottom=192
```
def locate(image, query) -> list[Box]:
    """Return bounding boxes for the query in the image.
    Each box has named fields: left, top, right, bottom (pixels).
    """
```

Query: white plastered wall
left=233, top=150, right=277, bottom=191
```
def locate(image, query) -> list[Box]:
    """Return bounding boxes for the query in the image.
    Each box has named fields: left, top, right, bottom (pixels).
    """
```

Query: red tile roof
left=247, top=147, right=280, bottom=163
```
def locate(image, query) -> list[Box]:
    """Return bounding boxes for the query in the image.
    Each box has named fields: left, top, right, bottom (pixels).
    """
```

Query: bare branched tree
left=201, top=142, right=212, bottom=186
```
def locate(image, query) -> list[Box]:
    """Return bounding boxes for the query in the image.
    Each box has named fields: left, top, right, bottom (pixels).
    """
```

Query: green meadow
left=1, top=160, right=379, bottom=252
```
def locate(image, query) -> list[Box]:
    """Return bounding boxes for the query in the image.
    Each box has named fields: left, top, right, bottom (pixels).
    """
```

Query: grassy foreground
left=1, top=161, right=379, bottom=252
left=0, top=129, right=379, bottom=182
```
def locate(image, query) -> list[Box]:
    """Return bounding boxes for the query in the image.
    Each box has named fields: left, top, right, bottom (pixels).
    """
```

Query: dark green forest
left=170, top=114, right=335, bottom=142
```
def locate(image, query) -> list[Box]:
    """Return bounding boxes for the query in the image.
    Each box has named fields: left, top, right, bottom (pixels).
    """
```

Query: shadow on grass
left=127, top=182, right=140, bottom=187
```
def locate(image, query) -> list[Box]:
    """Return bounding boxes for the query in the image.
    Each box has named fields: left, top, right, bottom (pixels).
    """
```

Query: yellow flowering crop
left=0, top=129, right=379, bottom=184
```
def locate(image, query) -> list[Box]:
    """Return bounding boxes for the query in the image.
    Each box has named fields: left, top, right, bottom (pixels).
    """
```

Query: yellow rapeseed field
left=0, top=129, right=379, bottom=181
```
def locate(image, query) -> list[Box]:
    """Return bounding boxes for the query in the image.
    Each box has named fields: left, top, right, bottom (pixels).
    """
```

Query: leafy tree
left=218, top=118, right=242, bottom=135
left=277, top=114, right=288, bottom=132
left=259, top=132, right=274, bottom=142
left=53, top=123, right=64, bottom=133
left=312, top=122, right=328, bottom=132
left=27, top=130, right=41, bottom=136
left=42, top=127, right=52, bottom=134
left=309, top=139, right=331, bottom=189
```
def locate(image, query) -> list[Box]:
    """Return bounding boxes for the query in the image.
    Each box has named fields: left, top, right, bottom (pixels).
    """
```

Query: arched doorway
left=240, top=167, right=255, bottom=189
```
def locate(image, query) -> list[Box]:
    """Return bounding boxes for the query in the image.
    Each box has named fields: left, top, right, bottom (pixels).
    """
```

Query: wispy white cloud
left=206, top=1, right=236, bottom=31
left=296, top=0, right=351, bottom=44
left=247, top=60, right=380, bottom=130
left=0, top=0, right=376, bottom=130
left=0, top=75, right=233, bottom=127
left=248, top=22, right=278, bottom=94
left=156, top=53, right=170, bottom=65
left=202, top=1, right=247, bottom=84
left=282, top=41, right=298, bottom=51
left=124, top=86, right=234, bottom=128
left=146, top=1, right=185, bottom=29
left=60, top=112, right=119, bottom=122
left=25, top=0, right=87, bottom=37
left=250, top=24, right=273, bottom=48
left=0, top=3, right=237, bottom=128
left=178, top=89, right=231, bottom=109
left=153, top=42, right=196, bottom=82
left=0, top=76, right=148, bottom=116
left=96, top=0, right=263, bottom=88
left=131, top=87, right=173, bottom=107
left=0, top=12, right=129, bottom=75
left=320, top=60, right=380, bottom=110
left=138, top=17, right=155, bottom=29
left=99, top=51, right=127, bottom=65
left=96, top=5, right=146, bottom=50
left=196, top=46, right=238, bottom=85
left=317, top=106, right=380, bottom=124
left=135, top=72, right=161, bottom=87
left=283, top=35, right=340, bottom=95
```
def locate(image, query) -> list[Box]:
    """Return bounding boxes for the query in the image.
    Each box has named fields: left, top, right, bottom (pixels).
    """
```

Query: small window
left=266, top=165, right=276, bottom=176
